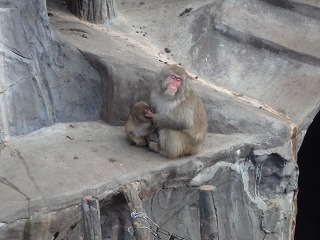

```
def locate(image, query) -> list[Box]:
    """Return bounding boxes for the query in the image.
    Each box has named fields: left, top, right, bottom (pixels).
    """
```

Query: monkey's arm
left=127, top=131, right=147, bottom=147
left=151, top=113, right=193, bottom=130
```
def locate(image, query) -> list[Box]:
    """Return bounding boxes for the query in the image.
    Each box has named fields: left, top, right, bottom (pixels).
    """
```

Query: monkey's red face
left=165, top=74, right=182, bottom=96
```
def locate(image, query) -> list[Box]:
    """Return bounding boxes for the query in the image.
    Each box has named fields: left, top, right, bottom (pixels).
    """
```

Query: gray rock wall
left=65, top=150, right=298, bottom=240
left=83, top=53, right=156, bottom=125
left=165, top=0, right=320, bottom=129
left=0, top=0, right=102, bottom=138
left=68, top=0, right=117, bottom=24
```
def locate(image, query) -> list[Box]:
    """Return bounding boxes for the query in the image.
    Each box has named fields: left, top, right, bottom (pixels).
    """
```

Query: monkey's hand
left=145, top=109, right=154, bottom=118
left=148, top=141, right=160, bottom=153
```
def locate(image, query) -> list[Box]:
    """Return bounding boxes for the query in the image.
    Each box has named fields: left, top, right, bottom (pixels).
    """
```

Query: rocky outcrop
left=0, top=0, right=102, bottom=137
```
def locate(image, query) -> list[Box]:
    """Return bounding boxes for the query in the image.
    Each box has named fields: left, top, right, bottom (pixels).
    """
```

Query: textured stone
left=0, top=206, right=81, bottom=240
left=68, top=0, right=117, bottom=24
left=0, top=0, right=102, bottom=137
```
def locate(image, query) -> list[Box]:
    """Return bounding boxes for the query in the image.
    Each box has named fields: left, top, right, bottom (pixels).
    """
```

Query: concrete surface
left=0, top=121, right=255, bottom=223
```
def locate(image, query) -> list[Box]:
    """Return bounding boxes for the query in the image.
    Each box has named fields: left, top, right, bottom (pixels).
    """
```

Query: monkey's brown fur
left=149, top=65, right=208, bottom=158
left=125, top=101, right=155, bottom=147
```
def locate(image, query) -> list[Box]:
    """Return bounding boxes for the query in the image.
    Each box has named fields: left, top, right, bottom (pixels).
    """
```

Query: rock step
left=291, top=0, right=320, bottom=9
left=217, top=0, right=320, bottom=64
left=0, top=121, right=297, bottom=239
left=0, top=121, right=260, bottom=223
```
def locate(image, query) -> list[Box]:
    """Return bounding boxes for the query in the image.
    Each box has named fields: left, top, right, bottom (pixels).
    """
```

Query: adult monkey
left=146, top=64, right=207, bottom=158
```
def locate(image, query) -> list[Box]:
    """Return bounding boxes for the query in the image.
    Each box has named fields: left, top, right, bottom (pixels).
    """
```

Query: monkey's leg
left=135, top=138, right=147, bottom=147
left=161, top=131, right=184, bottom=159
left=128, top=132, right=147, bottom=147
left=146, top=131, right=159, bottom=143
left=148, top=141, right=160, bottom=152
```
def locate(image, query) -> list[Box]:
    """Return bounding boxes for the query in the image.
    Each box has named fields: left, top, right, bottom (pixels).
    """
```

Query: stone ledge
left=1, top=121, right=260, bottom=224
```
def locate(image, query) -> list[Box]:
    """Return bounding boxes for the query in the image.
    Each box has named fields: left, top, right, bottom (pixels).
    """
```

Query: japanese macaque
left=146, top=64, right=207, bottom=158
left=125, top=101, right=155, bottom=146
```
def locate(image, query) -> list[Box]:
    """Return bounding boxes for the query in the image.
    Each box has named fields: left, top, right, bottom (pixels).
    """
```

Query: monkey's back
left=125, top=115, right=154, bottom=146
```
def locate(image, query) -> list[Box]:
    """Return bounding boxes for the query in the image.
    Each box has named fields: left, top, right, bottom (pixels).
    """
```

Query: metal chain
left=130, top=209, right=190, bottom=240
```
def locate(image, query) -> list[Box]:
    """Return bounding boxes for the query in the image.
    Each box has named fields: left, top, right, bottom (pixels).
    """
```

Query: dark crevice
left=0, top=176, right=30, bottom=200
left=259, top=0, right=295, bottom=10
left=291, top=3, right=320, bottom=21
left=260, top=0, right=320, bottom=21
left=295, top=110, right=320, bottom=239
left=53, top=232, right=59, bottom=239
left=213, top=24, right=320, bottom=66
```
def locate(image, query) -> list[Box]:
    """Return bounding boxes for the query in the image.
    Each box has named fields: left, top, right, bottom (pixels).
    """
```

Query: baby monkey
left=125, top=101, right=155, bottom=147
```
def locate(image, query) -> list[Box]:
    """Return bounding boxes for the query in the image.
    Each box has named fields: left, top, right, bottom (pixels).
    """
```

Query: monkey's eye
left=169, top=75, right=182, bottom=82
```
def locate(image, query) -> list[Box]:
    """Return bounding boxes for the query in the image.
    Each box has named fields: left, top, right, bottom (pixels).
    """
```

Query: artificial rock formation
left=68, top=0, right=117, bottom=24
left=0, top=0, right=320, bottom=239
left=0, top=0, right=102, bottom=137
